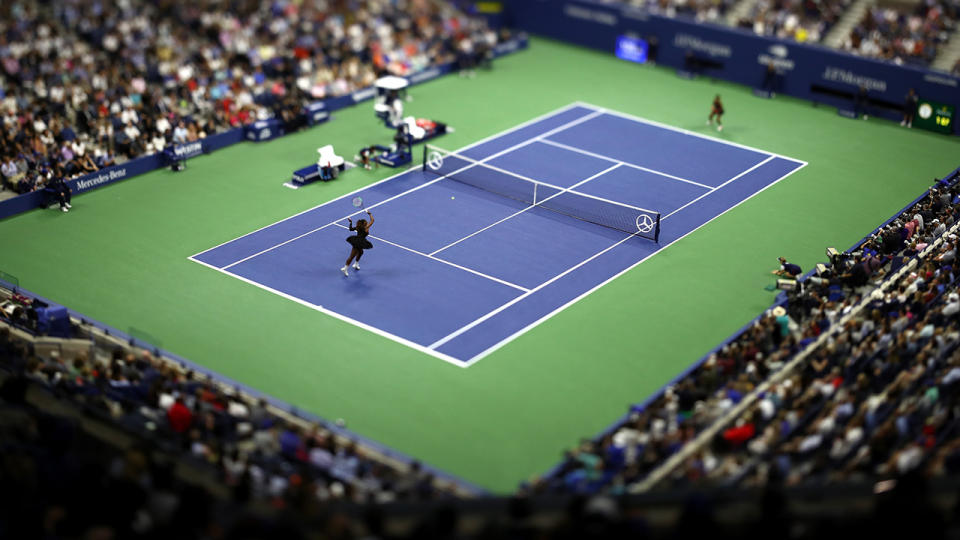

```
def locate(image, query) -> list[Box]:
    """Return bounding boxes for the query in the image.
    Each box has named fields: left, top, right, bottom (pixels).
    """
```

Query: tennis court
left=5, top=37, right=960, bottom=491
left=190, top=102, right=805, bottom=365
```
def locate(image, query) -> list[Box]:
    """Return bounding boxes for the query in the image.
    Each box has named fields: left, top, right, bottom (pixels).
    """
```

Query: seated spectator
left=172, top=121, right=189, bottom=145
left=94, top=148, right=117, bottom=169
left=16, top=174, right=36, bottom=195
left=1, top=156, right=22, bottom=190
left=319, top=162, right=337, bottom=181
left=47, top=175, right=73, bottom=212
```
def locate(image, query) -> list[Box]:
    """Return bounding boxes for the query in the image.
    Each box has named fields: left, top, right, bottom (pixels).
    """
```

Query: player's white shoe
left=717, top=125, right=723, bottom=132
left=340, top=266, right=349, bottom=276
left=65, top=203, right=72, bottom=209
left=352, top=262, right=360, bottom=270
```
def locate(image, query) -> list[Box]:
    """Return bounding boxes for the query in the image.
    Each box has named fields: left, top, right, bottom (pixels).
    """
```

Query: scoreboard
left=914, top=98, right=955, bottom=134
left=615, top=35, right=648, bottom=64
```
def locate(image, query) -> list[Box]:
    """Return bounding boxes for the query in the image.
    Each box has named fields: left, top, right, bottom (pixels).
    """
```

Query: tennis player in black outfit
left=708, top=95, right=724, bottom=132
left=341, top=210, right=374, bottom=276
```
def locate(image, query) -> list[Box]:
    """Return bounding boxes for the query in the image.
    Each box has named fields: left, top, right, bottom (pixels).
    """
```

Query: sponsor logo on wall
left=494, top=40, right=520, bottom=54
left=757, top=44, right=795, bottom=71
left=620, top=5, right=648, bottom=21
left=351, top=88, right=376, bottom=102
left=76, top=167, right=127, bottom=191
left=173, top=141, right=203, bottom=159
left=821, top=66, right=887, bottom=92
left=673, top=33, right=732, bottom=58
left=409, top=68, right=442, bottom=84
left=564, top=4, right=618, bottom=25
left=923, top=74, right=958, bottom=87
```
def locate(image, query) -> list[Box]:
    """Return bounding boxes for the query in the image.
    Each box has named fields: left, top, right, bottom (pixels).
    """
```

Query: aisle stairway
left=932, top=24, right=960, bottom=73
left=725, top=0, right=760, bottom=26
left=823, top=0, right=875, bottom=49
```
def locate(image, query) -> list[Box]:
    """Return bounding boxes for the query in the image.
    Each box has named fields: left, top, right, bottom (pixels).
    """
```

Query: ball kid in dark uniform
left=708, top=94, right=724, bottom=132
left=341, top=210, right=374, bottom=276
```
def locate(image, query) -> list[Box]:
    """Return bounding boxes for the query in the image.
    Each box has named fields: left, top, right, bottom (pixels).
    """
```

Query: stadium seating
left=6, top=0, right=960, bottom=534
left=0, top=0, right=499, bottom=194
left=631, top=0, right=739, bottom=24
left=531, top=167, right=960, bottom=495
left=738, top=0, right=853, bottom=43
left=0, top=303, right=463, bottom=517
left=842, top=0, right=958, bottom=66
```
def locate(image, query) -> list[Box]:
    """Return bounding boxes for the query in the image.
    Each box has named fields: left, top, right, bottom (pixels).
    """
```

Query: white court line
left=429, top=163, right=623, bottom=256
left=663, top=156, right=775, bottom=220
left=192, top=102, right=809, bottom=367
left=189, top=102, right=595, bottom=260
left=331, top=223, right=530, bottom=292
left=187, top=257, right=469, bottom=368
left=572, top=101, right=809, bottom=166
left=221, top=177, right=447, bottom=270
left=429, top=142, right=658, bottom=215
left=536, top=138, right=714, bottom=191
left=217, top=109, right=607, bottom=271
left=428, top=231, right=638, bottom=350
left=187, top=103, right=604, bottom=365
left=458, top=159, right=808, bottom=366
left=431, top=153, right=802, bottom=359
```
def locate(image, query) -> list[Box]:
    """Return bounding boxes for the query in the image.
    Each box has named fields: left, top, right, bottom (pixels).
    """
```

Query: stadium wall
left=0, top=36, right=529, bottom=222
left=504, top=0, right=959, bottom=133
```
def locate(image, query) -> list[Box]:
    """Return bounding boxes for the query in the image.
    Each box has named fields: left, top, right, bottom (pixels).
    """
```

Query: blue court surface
left=190, top=103, right=806, bottom=367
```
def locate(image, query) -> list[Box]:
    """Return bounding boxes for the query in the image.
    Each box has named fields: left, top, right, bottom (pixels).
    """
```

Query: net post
left=422, top=144, right=429, bottom=171
left=654, top=214, right=661, bottom=243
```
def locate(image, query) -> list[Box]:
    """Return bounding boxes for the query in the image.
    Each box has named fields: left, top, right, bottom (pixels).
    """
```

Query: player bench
left=285, top=145, right=356, bottom=189
left=287, top=162, right=355, bottom=188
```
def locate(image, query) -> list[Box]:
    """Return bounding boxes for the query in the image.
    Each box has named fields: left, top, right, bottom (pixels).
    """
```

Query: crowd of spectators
left=737, top=0, right=852, bottom=43
left=661, top=224, right=960, bottom=488
left=4, top=353, right=960, bottom=538
left=529, top=171, right=960, bottom=496
left=841, top=0, right=960, bottom=66
left=0, top=0, right=499, bottom=195
left=628, top=0, right=739, bottom=24
left=0, top=323, right=449, bottom=520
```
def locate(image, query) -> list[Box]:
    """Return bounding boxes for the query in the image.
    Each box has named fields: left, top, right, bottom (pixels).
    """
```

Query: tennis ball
left=451, top=196, right=455, bottom=200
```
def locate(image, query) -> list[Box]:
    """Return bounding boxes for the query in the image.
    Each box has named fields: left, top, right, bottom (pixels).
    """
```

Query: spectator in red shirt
left=167, top=397, right=193, bottom=434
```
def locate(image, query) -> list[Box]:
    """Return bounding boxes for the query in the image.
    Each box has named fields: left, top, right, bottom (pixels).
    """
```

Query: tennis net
left=422, top=144, right=660, bottom=242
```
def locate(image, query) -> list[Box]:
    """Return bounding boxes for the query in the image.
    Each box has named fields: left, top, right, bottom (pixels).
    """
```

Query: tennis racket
left=349, top=196, right=370, bottom=224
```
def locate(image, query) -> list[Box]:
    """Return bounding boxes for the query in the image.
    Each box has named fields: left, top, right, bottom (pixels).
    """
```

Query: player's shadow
left=685, top=122, right=732, bottom=136
left=340, top=267, right=408, bottom=297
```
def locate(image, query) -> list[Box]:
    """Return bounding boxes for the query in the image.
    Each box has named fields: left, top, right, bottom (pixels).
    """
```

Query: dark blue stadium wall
left=505, top=0, right=960, bottom=133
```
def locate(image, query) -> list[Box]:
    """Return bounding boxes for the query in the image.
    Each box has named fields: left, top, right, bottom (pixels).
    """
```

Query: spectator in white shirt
left=172, top=121, right=188, bottom=144
left=155, top=115, right=171, bottom=135
left=1, top=157, right=22, bottom=189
